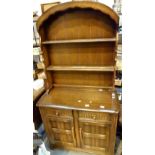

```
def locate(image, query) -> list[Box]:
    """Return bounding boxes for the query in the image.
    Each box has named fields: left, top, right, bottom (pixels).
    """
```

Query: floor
left=49, top=150, right=91, bottom=155
left=37, top=137, right=121, bottom=155
left=40, top=138, right=91, bottom=155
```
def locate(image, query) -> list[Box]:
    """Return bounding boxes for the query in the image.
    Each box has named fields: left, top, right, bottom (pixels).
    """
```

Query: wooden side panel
left=39, top=107, right=54, bottom=145
left=44, top=9, right=116, bottom=40
left=47, top=42, right=115, bottom=66
left=39, top=29, right=52, bottom=90
left=109, top=114, right=118, bottom=155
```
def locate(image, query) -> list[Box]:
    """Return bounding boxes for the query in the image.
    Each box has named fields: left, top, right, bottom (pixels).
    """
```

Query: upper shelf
left=47, top=66, right=114, bottom=72
left=42, top=38, right=116, bottom=44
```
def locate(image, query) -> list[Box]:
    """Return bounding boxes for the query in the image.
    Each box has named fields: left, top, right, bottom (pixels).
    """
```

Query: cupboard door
left=79, top=120, right=110, bottom=153
left=47, top=116, right=76, bottom=147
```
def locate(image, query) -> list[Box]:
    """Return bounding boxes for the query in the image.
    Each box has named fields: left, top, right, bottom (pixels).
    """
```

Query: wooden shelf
left=46, top=66, right=114, bottom=72
left=53, top=84, right=113, bottom=89
left=42, top=38, right=116, bottom=44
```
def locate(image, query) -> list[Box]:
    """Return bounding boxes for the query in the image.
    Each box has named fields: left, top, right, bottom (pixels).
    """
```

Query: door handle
left=72, top=127, right=76, bottom=146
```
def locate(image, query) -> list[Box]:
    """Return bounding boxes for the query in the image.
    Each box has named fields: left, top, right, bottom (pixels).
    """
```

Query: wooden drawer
left=79, top=111, right=111, bottom=122
left=45, top=108, right=73, bottom=118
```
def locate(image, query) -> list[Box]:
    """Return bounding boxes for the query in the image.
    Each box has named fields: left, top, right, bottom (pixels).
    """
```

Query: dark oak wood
left=52, top=71, right=114, bottom=87
left=47, top=42, right=115, bottom=66
left=38, top=87, right=119, bottom=113
left=37, top=1, right=119, bottom=155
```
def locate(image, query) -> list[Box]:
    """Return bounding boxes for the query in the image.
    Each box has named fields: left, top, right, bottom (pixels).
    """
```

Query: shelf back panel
left=52, top=71, right=113, bottom=87
left=43, top=9, right=117, bottom=40
left=47, top=42, right=115, bottom=66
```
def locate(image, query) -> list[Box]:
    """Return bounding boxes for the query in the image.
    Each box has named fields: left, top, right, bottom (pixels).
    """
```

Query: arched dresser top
left=37, top=1, right=119, bottom=31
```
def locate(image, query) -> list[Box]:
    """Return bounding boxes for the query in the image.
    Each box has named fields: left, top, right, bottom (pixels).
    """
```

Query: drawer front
left=45, top=108, right=73, bottom=118
left=79, top=111, right=111, bottom=122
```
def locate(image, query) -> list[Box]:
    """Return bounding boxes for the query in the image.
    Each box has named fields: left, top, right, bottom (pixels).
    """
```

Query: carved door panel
left=47, top=116, right=76, bottom=148
left=78, top=111, right=112, bottom=153
left=79, top=121, right=110, bottom=152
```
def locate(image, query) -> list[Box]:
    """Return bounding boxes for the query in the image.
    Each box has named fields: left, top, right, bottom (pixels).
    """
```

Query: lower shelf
left=46, top=66, right=115, bottom=72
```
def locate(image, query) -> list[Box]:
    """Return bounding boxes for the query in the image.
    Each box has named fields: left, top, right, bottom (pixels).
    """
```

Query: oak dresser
left=37, top=1, right=119, bottom=155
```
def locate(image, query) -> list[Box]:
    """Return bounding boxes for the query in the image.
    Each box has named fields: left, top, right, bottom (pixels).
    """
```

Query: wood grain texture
left=43, top=9, right=116, bottom=40
left=47, top=42, right=115, bottom=66
left=52, top=71, right=114, bottom=87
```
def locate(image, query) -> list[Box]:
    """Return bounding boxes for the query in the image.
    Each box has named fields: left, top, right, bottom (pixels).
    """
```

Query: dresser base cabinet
left=39, top=107, right=118, bottom=155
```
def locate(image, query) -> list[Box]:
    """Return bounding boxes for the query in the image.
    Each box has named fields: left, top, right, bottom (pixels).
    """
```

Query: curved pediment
left=37, top=1, right=119, bottom=31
